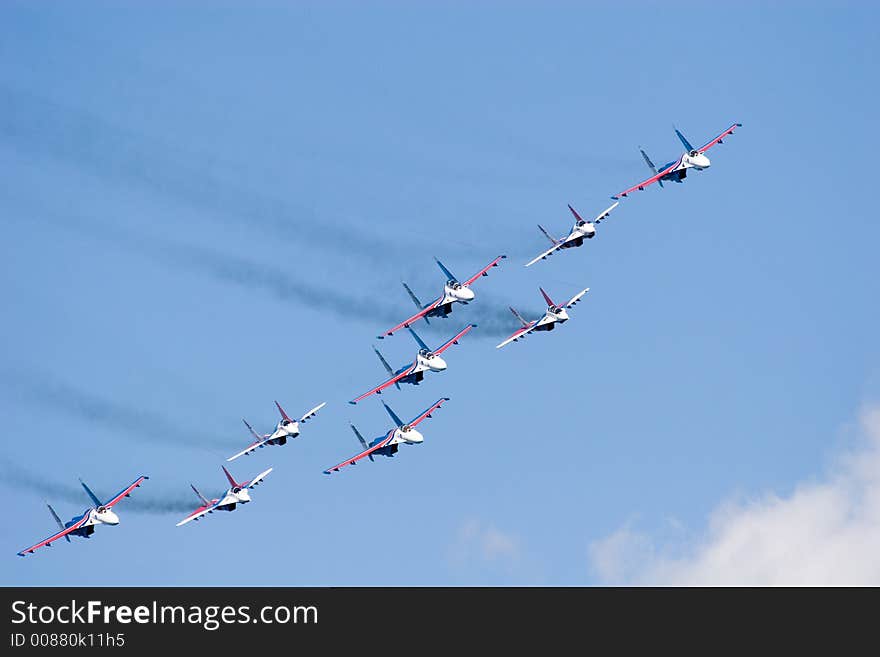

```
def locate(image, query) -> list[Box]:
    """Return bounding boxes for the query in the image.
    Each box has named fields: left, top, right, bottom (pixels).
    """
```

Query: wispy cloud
left=589, top=404, right=880, bottom=585
left=448, top=518, right=522, bottom=573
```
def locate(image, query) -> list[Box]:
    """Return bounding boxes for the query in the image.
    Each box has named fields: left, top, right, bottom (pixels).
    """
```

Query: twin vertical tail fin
left=274, top=400, right=293, bottom=422
left=509, top=307, right=530, bottom=328
left=79, top=478, right=102, bottom=507
left=191, top=484, right=210, bottom=507
left=221, top=466, right=240, bottom=489
left=537, top=225, right=559, bottom=244
left=46, top=503, right=71, bottom=541
left=382, top=400, right=405, bottom=428
left=539, top=287, right=556, bottom=308
left=350, top=424, right=374, bottom=461
left=407, top=327, right=431, bottom=352
left=242, top=418, right=262, bottom=441
left=674, top=126, right=695, bottom=153
left=373, top=346, right=401, bottom=390
left=640, top=148, right=664, bottom=188
left=373, top=346, right=395, bottom=376
left=434, top=258, right=458, bottom=283
left=402, top=282, right=424, bottom=310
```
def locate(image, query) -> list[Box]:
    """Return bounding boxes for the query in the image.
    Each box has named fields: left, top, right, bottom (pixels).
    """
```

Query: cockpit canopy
left=419, top=349, right=434, bottom=358
left=447, top=280, right=461, bottom=289
left=551, top=306, right=563, bottom=314
left=688, top=149, right=699, bottom=157
left=401, top=424, right=412, bottom=432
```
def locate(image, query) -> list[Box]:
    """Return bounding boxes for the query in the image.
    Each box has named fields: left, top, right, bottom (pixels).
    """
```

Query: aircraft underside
left=428, top=303, right=454, bottom=318
left=73, top=525, right=95, bottom=538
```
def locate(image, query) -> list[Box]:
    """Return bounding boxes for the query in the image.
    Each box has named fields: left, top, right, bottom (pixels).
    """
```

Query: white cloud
left=449, top=518, right=521, bottom=571
left=589, top=405, right=880, bottom=585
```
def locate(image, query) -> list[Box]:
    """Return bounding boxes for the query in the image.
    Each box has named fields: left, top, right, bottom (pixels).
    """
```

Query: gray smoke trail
left=6, top=192, right=516, bottom=340
left=3, top=372, right=241, bottom=451
left=0, top=85, right=415, bottom=264
left=1, top=460, right=194, bottom=514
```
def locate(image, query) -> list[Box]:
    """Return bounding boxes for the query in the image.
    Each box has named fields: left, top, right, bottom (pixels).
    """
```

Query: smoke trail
left=6, top=192, right=517, bottom=339
left=166, top=240, right=521, bottom=338
left=3, top=371, right=242, bottom=451
left=0, top=85, right=417, bottom=265
left=0, top=460, right=194, bottom=514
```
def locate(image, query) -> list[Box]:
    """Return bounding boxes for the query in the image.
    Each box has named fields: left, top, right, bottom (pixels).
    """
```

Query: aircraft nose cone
left=408, top=430, right=424, bottom=443
left=105, top=511, right=120, bottom=525
left=461, top=288, right=475, bottom=301
left=432, top=357, right=447, bottom=371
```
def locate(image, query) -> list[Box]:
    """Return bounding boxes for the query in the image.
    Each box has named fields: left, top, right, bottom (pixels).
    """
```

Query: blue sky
left=2, top=2, right=878, bottom=585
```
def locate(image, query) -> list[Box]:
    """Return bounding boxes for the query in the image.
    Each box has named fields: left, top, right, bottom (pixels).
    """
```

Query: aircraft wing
left=698, top=122, right=742, bottom=153
left=102, top=475, right=150, bottom=509
left=612, top=163, right=676, bottom=200
left=495, top=321, right=538, bottom=349
left=241, top=467, right=273, bottom=490
left=461, top=255, right=506, bottom=286
left=525, top=241, right=565, bottom=267
left=593, top=201, right=619, bottom=223
left=299, top=402, right=327, bottom=423
left=563, top=288, right=590, bottom=309
left=176, top=499, right=222, bottom=527
left=349, top=366, right=413, bottom=404
left=432, top=324, right=477, bottom=355
left=227, top=419, right=269, bottom=462
left=17, top=513, right=90, bottom=556
left=407, top=397, right=450, bottom=428
left=322, top=433, right=394, bottom=475
left=226, top=438, right=268, bottom=462
left=379, top=297, right=442, bottom=338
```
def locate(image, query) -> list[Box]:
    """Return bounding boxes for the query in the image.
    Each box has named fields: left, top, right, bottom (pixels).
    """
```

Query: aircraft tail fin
left=382, top=400, right=405, bottom=428
left=373, top=345, right=395, bottom=377
left=46, top=503, right=70, bottom=541
left=78, top=478, right=102, bottom=508
left=509, top=306, right=530, bottom=328
left=401, top=281, right=423, bottom=309
left=221, top=466, right=240, bottom=489
left=190, top=484, right=210, bottom=507
left=434, top=257, right=457, bottom=283
left=640, top=148, right=664, bottom=188
left=350, top=424, right=374, bottom=461
left=537, top=225, right=559, bottom=244
left=274, top=400, right=293, bottom=422
left=242, top=418, right=262, bottom=441
left=407, top=327, right=431, bottom=352
left=539, top=287, right=556, bottom=308
left=567, top=204, right=586, bottom=224
left=674, top=125, right=695, bottom=152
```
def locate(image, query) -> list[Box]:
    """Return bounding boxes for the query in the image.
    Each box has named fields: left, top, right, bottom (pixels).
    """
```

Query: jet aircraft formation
left=17, top=122, right=741, bottom=556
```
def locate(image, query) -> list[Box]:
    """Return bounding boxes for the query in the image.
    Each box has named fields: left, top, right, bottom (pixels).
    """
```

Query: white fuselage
left=218, top=486, right=251, bottom=508
left=567, top=221, right=596, bottom=243
left=82, top=507, right=120, bottom=527
left=441, top=282, right=475, bottom=305
left=389, top=425, right=424, bottom=445
left=678, top=151, right=711, bottom=172
left=412, top=351, right=448, bottom=374
left=536, top=306, right=569, bottom=329
left=269, top=420, right=300, bottom=441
